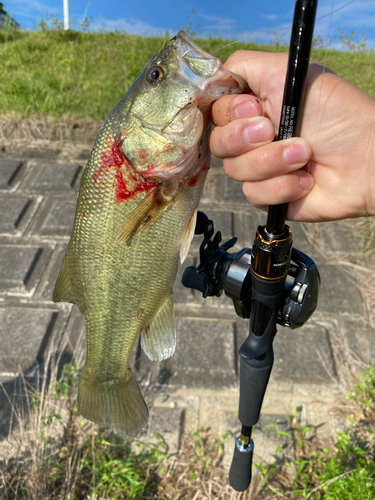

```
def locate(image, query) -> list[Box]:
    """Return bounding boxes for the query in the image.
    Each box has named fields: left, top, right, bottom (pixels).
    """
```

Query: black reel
left=182, top=211, right=320, bottom=329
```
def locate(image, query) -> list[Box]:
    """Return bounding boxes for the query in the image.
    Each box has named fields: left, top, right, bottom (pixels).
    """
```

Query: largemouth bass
left=53, top=31, right=248, bottom=436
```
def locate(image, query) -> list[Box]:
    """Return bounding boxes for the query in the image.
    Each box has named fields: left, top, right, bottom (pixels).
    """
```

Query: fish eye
left=146, top=66, right=165, bottom=85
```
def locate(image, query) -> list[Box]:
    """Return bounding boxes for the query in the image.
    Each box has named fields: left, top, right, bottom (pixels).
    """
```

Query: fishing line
left=211, top=0, right=356, bottom=54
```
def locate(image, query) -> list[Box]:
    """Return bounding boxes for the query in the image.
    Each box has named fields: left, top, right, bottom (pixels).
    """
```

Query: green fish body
left=53, top=31, right=248, bottom=436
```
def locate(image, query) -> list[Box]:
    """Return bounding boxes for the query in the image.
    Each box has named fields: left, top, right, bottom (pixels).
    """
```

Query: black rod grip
left=239, top=357, right=273, bottom=427
left=229, top=438, right=254, bottom=491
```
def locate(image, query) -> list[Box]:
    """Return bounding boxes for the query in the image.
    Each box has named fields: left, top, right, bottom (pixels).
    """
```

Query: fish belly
left=57, top=147, right=206, bottom=436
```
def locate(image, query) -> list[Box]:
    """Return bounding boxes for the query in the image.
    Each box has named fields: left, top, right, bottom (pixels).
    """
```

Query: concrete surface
left=0, top=132, right=373, bottom=469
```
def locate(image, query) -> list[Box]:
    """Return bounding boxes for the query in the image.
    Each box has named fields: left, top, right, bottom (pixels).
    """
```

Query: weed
left=255, top=366, right=375, bottom=499
left=1, top=31, right=374, bottom=121
left=0, top=353, right=168, bottom=499
left=337, top=27, right=371, bottom=53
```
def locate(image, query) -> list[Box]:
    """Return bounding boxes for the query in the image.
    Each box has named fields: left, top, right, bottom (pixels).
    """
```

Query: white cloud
left=89, top=16, right=174, bottom=37
left=193, top=12, right=237, bottom=37
left=261, top=14, right=278, bottom=21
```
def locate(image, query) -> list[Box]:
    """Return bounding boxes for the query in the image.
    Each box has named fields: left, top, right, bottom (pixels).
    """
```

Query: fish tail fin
left=78, top=370, right=148, bottom=437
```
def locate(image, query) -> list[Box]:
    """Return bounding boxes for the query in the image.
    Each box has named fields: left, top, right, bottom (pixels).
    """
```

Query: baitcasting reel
left=182, top=211, right=320, bottom=330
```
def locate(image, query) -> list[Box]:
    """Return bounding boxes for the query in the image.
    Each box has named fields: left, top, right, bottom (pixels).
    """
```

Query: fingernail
left=300, top=172, right=314, bottom=191
left=243, top=119, right=272, bottom=144
left=283, top=141, right=310, bottom=165
left=232, top=98, right=261, bottom=119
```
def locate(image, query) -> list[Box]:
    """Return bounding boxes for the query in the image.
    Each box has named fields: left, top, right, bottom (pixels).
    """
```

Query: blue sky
left=6, top=0, right=375, bottom=50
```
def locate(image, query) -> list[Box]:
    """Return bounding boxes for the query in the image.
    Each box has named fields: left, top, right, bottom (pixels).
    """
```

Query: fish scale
left=53, top=31, right=248, bottom=436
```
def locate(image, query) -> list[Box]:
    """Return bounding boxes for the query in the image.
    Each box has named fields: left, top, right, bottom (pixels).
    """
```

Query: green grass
left=0, top=356, right=234, bottom=500
left=1, top=28, right=375, bottom=121
left=256, top=366, right=375, bottom=499
left=2, top=361, right=169, bottom=499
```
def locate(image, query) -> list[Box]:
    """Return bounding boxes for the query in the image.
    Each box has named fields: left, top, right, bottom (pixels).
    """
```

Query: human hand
left=210, top=50, right=375, bottom=222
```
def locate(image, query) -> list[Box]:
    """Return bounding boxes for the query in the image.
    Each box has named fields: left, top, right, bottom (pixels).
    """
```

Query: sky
left=6, top=0, right=375, bottom=50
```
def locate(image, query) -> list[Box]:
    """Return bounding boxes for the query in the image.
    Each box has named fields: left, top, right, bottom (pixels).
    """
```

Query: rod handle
left=238, top=357, right=273, bottom=426
left=229, top=437, right=254, bottom=491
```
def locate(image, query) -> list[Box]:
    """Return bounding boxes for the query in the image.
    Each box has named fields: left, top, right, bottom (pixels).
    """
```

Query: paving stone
left=316, top=264, right=363, bottom=315
left=302, top=220, right=362, bottom=257
left=59, top=304, right=86, bottom=364
left=22, top=147, right=61, bottom=159
left=0, top=243, right=53, bottom=296
left=288, top=221, right=323, bottom=262
left=23, top=162, right=83, bottom=193
left=157, top=317, right=238, bottom=390
left=34, top=244, right=67, bottom=301
left=215, top=173, right=250, bottom=206
left=345, top=329, right=375, bottom=365
left=148, top=406, right=184, bottom=454
left=153, top=393, right=200, bottom=434
left=134, top=406, right=184, bottom=455
left=0, top=159, right=27, bottom=192
left=271, top=324, right=335, bottom=384
left=173, top=256, right=196, bottom=305
left=0, top=387, right=27, bottom=439
left=76, top=148, right=92, bottom=160
left=233, top=211, right=264, bottom=250
left=197, top=288, right=238, bottom=311
left=199, top=209, right=234, bottom=240
left=29, top=198, right=76, bottom=238
left=204, top=395, right=239, bottom=437
left=210, top=156, right=224, bottom=170
left=0, top=195, right=42, bottom=236
left=0, top=307, right=59, bottom=376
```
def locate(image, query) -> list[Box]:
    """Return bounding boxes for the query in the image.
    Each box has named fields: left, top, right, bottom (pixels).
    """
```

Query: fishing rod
left=182, top=0, right=320, bottom=491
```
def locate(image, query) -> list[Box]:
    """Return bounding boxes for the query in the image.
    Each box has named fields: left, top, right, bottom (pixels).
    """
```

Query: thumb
left=223, top=50, right=288, bottom=103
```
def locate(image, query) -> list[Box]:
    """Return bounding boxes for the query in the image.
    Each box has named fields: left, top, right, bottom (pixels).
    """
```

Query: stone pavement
left=0, top=129, right=374, bottom=469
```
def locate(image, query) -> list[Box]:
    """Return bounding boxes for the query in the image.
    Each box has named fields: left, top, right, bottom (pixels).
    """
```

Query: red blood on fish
left=94, top=139, right=157, bottom=203
left=188, top=162, right=209, bottom=187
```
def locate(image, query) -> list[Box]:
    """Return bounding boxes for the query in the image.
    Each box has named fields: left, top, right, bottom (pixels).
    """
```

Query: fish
left=53, top=31, right=248, bottom=437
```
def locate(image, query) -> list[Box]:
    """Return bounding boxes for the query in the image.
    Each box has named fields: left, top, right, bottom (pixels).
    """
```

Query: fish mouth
left=172, top=30, right=249, bottom=100
left=134, top=32, right=249, bottom=181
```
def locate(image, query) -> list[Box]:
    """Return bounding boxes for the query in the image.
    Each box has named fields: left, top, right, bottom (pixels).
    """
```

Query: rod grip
left=239, top=357, right=273, bottom=427
left=229, top=437, right=254, bottom=491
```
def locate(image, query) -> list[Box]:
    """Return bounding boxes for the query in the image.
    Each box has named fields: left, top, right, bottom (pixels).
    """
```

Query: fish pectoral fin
left=141, top=294, right=176, bottom=361
left=53, top=254, right=77, bottom=305
left=180, top=209, right=197, bottom=264
left=117, top=186, right=173, bottom=243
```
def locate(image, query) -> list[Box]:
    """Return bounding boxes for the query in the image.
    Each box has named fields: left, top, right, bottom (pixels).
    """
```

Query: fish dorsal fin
left=141, top=294, right=176, bottom=361
left=117, top=186, right=173, bottom=244
left=180, top=209, right=197, bottom=264
left=53, top=255, right=76, bottom=305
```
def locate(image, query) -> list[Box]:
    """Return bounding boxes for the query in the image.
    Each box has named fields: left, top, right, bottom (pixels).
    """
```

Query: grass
left=0, top=348, right=245, bottom=499
left=1, top=28, right=375, bottom=121
left=1, top=338, right=374, bottom=499
left=254, top=366, right=375, bottom=499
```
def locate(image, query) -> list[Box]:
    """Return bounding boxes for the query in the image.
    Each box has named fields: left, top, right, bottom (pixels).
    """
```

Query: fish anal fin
left=180, top=209, right=197, bottom=264
left=117, top=186, right=172, bottom=243
left=53, top=255, right=76, bottom=305
left=141, top=294, right=176, bottom=361
left=78, top=369, right=148, bottom=437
